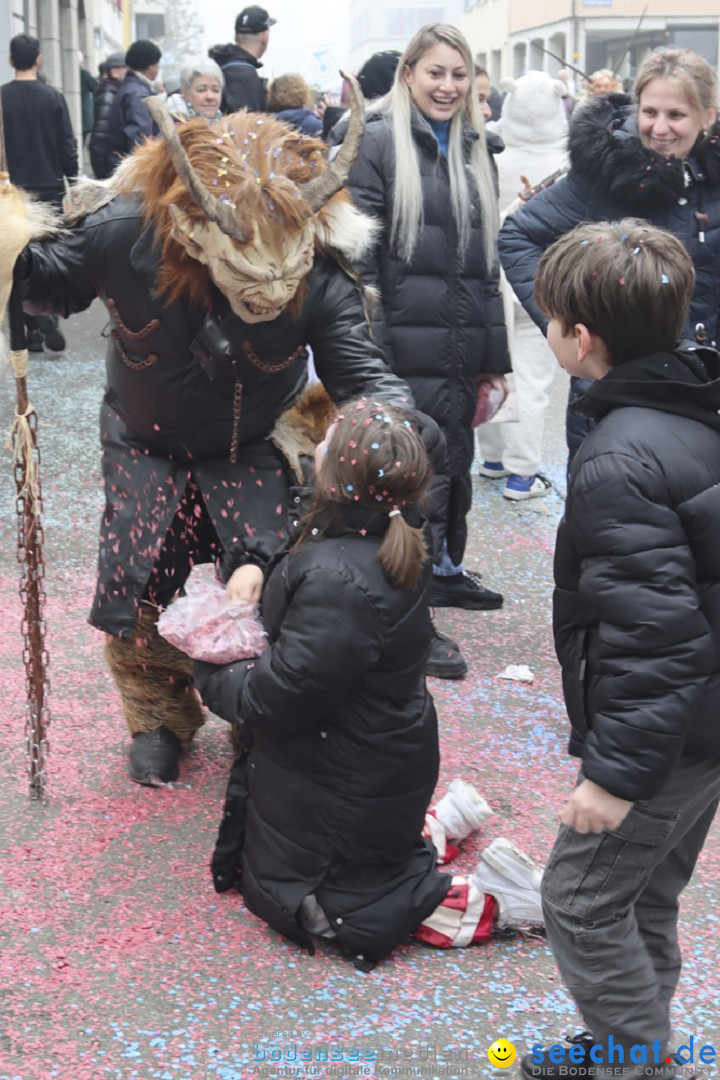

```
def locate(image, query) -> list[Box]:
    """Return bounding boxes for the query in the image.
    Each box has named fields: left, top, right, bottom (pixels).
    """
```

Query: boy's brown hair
left=297, top=399, right=432, bottom=590
left=534, top=219, right=695, bottom=365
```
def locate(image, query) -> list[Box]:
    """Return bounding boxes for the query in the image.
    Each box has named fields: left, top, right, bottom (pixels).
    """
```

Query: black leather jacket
left=19, top=194, right=412, bottom=634
left=21, top=194, right=410, bottom=460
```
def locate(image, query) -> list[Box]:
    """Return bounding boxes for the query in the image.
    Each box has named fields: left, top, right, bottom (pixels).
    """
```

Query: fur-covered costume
left=10, top=105, right=412, bottom=748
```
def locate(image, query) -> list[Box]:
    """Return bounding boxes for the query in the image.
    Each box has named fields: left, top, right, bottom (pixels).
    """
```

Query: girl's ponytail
left=304, top=399, right=433, bottom=590
left=378, top=508, right=427, bottom=590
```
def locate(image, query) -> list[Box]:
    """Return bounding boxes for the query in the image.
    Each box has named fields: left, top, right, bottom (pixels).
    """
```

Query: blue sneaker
left=477, top=460, right=511, bottom=479
left=503, top=474, right=552, bottom=501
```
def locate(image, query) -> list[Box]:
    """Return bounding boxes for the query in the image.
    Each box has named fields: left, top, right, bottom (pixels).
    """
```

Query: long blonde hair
left=372, top=23, right=498, bottom=269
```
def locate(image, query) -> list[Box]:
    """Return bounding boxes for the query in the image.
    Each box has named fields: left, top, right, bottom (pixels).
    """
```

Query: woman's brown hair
left=267, top=73, right=312, bottom=112
left=297, top=399, right=432, bottom=590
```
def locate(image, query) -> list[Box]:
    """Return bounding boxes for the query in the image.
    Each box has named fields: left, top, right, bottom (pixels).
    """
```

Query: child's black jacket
left=195, top=503, right=450, bottom=968
left=554, top=346, right=720, bottom=801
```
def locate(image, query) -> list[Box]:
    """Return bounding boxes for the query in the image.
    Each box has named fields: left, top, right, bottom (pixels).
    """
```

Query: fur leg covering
left=104, top=603, right=204, bottom=745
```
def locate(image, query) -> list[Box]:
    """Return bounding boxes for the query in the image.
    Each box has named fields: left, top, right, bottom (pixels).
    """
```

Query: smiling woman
left=499, top=46, right=720, bottom=468
left=635, top=48, right=717, bottom=159
left=345, top=23, right=510, bottom=679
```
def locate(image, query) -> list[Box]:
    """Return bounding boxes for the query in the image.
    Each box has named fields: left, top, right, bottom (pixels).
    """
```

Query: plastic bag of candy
left=157, top=573, right=268, bottom=664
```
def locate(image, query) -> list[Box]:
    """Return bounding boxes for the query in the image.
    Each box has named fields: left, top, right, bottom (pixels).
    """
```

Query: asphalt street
left=0, top=301, right=717, bottom=1080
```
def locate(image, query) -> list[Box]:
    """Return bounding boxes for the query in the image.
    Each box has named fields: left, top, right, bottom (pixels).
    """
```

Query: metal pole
left=571, top=0, right=579, bottom=66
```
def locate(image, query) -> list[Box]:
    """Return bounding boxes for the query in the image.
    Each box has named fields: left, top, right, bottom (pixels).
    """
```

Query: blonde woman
left=347, top=23, right=510, bottom=679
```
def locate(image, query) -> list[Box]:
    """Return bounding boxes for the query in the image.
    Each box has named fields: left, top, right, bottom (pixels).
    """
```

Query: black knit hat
left=125, top=39, right=162, bottom=72
left=356, top=50, right=401, bottom=100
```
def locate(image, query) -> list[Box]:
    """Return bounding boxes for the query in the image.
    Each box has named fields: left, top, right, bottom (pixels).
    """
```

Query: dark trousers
left=541, top=758, right=720, bottom=1077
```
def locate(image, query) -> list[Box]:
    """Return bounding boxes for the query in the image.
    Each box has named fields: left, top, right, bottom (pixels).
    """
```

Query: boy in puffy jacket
left=521, top=219, right=720, bottom=1079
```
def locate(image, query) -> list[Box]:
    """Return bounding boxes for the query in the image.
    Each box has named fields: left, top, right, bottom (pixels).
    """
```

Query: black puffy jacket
left=554, top=346, right=720, bottom=802
left=196, top=505, right=450, bottom=969
left=347, top=110, right=509, bottom=477
left=107, top=72, right=158, bottom=167
left=20, top=195, right=412, bottom=635
left=208, top=43, right=266, bottom=113
left=500, top=94, right=720, bottom=459
left=89, top=76, right=122, bottom=179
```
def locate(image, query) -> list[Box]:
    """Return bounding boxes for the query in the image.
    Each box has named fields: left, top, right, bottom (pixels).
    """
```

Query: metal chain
left=14, top=410, right=50, bottom=800
left=240, top=340, right=305, bottom=373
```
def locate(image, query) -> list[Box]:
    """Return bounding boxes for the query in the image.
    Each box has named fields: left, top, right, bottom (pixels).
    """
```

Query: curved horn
left=300, top=71, right=365, bottom=213
left=145, top=96, right=250, bottom=243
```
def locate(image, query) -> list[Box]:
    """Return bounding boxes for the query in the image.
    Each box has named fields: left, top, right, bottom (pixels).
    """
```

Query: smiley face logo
left=488, top=1039, right=517, bottom=1068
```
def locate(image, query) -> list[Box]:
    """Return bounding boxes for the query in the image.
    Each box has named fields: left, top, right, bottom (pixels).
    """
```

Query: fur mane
left=109, top=111, right=373, bottom=307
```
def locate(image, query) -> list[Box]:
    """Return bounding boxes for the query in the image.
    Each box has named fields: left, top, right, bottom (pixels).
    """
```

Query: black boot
left=26, top=328, right=44, bottom=353
left=521, top=1034, right=596, bottom=1079
left=431, top=569, right=503, bottom=610
left=425, top=623, right=467, bottom=679
left=128, top=727, right=181, bottom=786
left=36, top=313, right=66, bottom=352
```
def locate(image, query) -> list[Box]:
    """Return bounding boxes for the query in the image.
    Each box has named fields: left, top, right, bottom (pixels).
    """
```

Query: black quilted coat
left=89, top=75, right=122, bottom=179
left=500, top=93, right=720, bottom=457
left=195, top=505, right=451, bottom=970
left=348, top=111, right=509, bottom=471
left=19, top=195, right=411, bottom=637
left=554, top=346, right=720, bottom=802
left=347, top=110, right=509, bottom=562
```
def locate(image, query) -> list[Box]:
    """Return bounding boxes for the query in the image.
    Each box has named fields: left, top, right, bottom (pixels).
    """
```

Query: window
left=135, top=13, right=164, bottom=39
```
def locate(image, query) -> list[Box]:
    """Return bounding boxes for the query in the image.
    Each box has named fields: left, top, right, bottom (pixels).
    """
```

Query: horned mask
left=117, top=77, right=371, bottom=322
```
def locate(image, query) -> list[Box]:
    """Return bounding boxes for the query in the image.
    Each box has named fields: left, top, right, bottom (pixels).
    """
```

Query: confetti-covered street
left=0, top=303, right=717, bottom=1080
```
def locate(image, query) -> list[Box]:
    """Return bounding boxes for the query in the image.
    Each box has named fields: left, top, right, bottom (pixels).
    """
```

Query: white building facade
left=1, top=0, right=152, bottom=168
left=463, top=0, right=719, bottom=87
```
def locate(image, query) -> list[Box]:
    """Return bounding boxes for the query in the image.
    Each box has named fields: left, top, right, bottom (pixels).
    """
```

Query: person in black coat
left=499, top=46, right=720, bottom=467
left=89, top=52, right=127, bottom=179
left=195, top=402, right=543, bottom=970
left=347, top=24, right=510, bottom=680
left=1, top=33, right=77, bottom=353
left=519, top=220, right=720, bottom=1080
left=11, top=103, right=414, bottom=787
left=209, top=5, right=275, bottom=114
left=107, top=39, right=162, bottom=170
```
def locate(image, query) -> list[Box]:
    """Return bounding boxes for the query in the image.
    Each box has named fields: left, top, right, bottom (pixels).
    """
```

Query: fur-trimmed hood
left=569, top=92, right=720, bottom=212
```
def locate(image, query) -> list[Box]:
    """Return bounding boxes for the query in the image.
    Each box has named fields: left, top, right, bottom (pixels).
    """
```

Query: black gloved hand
left=193, top=659, right=222, bottom=705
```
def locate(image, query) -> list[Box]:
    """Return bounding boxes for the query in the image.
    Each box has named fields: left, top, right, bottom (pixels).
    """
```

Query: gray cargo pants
left=541, top=757, right=720, bottom=1079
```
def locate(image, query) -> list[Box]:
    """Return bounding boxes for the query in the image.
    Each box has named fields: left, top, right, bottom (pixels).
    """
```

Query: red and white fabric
left=414, top=875, right=497, bottom=948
